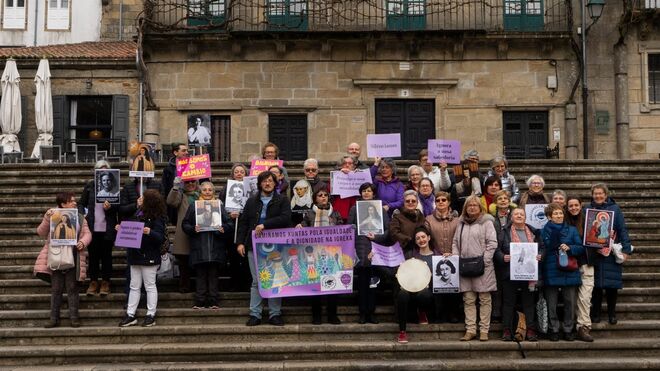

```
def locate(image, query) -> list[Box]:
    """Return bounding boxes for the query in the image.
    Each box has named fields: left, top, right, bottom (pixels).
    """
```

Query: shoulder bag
left=457, top=224, right=485, bottom=277
left=48, top=245, right=75, bottom=271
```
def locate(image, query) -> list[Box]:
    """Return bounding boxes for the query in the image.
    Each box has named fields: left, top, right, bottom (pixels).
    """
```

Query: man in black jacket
left=237, top=171, right=291, bottom=326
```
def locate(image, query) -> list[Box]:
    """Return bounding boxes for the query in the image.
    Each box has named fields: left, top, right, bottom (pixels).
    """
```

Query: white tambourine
left=396, top=258, right=432, bottom=293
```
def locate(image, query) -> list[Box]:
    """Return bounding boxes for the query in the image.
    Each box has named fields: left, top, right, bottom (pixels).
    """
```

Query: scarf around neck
left=511, top=224, right=535, bottom=243
left=312, top=204, right=333, bottom=226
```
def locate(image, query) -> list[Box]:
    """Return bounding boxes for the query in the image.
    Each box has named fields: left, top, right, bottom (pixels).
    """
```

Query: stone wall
left=101, top=0, right=141, bottom=41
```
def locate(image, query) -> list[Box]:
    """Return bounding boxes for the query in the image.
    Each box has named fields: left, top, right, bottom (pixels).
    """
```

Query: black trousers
left=355, top=266, right=376, bottom=315
left=228, top=243, right=252, bottom=291
left=87, top=232, right=113, bottom=281
left=591, top=288, right=618, bottom=318
left=501, top=280, right=536, bottom=332
left=311, top=295, right=338, bottom=318
left=50, top=269, right=79, bottom=321
left=397, top=288, right=433, bottom=331
left=195, top=262, right=220, bottom=306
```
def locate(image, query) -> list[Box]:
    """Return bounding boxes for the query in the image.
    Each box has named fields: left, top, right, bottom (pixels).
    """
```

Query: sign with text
left=115, top=221, right=145, bottom=249
left=370, top=241, right=405, bottom=267
left=176, top=154, right=211, bottom=181
left=427, top=139, right=461, bottom=164
left=510, top=243, right=538, bottom=281
left=330, top=170, right=373, bottom=198
left=250, top=159, right=283, bottom=176
left=251, top=225, right=356, bottom=298
left=525, top=204, right=548, bottom=230
left=366, top=133, right=401, bottom=158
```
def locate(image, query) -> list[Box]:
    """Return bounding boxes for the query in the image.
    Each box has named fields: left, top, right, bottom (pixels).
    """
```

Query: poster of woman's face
left=243, top=176, right=259, bottom=199
left=130, top=142, right=156, bottom=174
left=95, top=169, right=120, bottom=204
left=50, top=208, right=78, bottom=246
left=187, top=114, right=212, bottom=146
left=356, top=200, right=384, bottom=235
left=584, top=208, right=615, bottom=248
left=432, top=255, right=459, bottom=293
left=225, top=179, right=246, bottom=211
left=195, top=199, right=222, bottom=231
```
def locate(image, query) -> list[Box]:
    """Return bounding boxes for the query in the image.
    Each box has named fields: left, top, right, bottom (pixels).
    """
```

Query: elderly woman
left=167, top=177, right=200, bottom=293
left=518, top=174, right=551, bottom=208
left=452, top=195, right=498, bottom=341
left=490, top=190, right=516, bottom=234
left=370, top=158, right=405, bottom=217
left=589, top=183, right=632, bottom=326
left=480, top=176, right=502, bottom=212
left=390, top=190, right=426, bottom=258
left=541, top=203, right=584, bottom=341
left=418, top=149, right=452, bottom=192
left=486, top=156, right=520, bottom=203
left=552, top=189, right=567, bottom=208
left=495, top=208, right=543, bottom=342
left=331, top=155, right=359, bottom=220
left=34, top=192, right=92, bottom=328
left=425, top=191, right=461, bottom=323
left=416, top=178, right=436, bottom=217
left=406, top=165, right=424, bottom=192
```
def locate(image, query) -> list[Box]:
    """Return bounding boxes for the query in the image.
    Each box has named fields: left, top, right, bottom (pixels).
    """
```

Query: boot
left=577, top=326, right=594, bottom=342
left=606, top=289, right=618, bottom=325
left=99, top=281, right=111, bottom=297
left=86, top=281, right=99, bottom=296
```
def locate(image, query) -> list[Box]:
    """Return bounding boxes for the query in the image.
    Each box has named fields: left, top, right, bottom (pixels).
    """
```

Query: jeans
left=576, top=265, right=595, bottom=329
left=247, top=251, right=281, bottom=319
left=87, top=232, right=113, bottom=281
left=50, top=269, right=79, bottom=321
left=545, top=286, right=577, bottom=333
left=463, top=291, right=492, bottom=334
left=127, top=265, right=158, bottom=317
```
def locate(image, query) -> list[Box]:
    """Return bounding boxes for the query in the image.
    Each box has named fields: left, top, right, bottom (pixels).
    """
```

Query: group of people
left=33, top=141, right=632, bottom=347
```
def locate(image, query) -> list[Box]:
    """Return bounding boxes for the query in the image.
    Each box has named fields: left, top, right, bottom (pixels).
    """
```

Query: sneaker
left=526, top=328, right=538, bottom=342
left=245, top=316, right=261, bottom=326
left=577, top=326, right=594, bottom=342
left=119, top=315, right=137, bottom=327
left=70, top=319, right=81, bottom=328
left=86, top=281, right=99, bottom=296
left=608, top=315, right=618, bottom=325
left=501, top=328, right=513, bottom=342
left=268, top=315, right=285, bottom=326
left=548, top=331, right=560, bottom=342
left=209, top=305, right=220, bottom=310
left=418, top=311, right=429, bottom=325
left=192, top=302, right=204, bottom=310
left=43, top=319, right=59, bottom=329
left=142, top=315, right=156, bottom=327
left=397, top=331, right=409, bottom=343
left=369, top=277, right=380, bottom=289
left=563, top=331, right=575, bottom=341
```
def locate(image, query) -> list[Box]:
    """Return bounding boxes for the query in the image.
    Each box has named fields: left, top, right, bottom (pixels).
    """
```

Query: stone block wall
left=101, top=0, right=142, bottom=41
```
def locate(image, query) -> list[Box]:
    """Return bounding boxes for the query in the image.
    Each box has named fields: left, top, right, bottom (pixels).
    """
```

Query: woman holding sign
left=166, top=177, right=199, bottom=293
left=370, top=158, right=404, bottom=217
left=390, top=190, right=426, bottom=259
left=34, top=192, right=91, bottom=328
left=495, top=207, right=543, bottom=342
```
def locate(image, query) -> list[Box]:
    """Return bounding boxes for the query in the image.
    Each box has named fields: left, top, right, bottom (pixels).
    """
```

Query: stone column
left=565, top=102, right=578, bottom=160
left=614, top=42, right=630, bottom=159
left=144, top=109, right=160, bottom=148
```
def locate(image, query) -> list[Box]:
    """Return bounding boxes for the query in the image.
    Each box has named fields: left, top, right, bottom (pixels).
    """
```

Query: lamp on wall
left=587, top=0, right=605, bottom=20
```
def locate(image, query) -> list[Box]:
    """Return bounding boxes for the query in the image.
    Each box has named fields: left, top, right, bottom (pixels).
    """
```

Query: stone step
left=0, top=337, right=658, bottom=366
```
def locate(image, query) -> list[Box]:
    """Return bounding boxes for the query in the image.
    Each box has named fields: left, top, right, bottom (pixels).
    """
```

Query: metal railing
left=145, top=0, right=570, bottom=33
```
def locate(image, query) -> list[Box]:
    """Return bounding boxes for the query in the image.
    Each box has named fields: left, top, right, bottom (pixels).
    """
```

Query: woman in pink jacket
left=34, top=192, right=92, bottom=328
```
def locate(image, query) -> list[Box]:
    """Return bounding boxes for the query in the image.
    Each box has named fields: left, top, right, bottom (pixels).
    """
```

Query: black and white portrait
left=95, top=169, right=120, bottom=204
left=356, top=200, right=384, bottom=235
left=225, top=179, right=246, bottom=211
left=243, top=176, right=259, bottom=198
left=195, top=200, right=222, bottom=232
left=187, top=114, right=211, bottom=146
left=432, top=255, right=460, bottom=293
left=510, top=243, right=538, bottom=281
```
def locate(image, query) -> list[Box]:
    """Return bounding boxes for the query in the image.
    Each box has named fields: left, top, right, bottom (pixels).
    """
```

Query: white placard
left=510, top=243, right=538, bottom=281
left=431, top=255, right=460, bottom=293
left=525, top=204, right=548, bottom=230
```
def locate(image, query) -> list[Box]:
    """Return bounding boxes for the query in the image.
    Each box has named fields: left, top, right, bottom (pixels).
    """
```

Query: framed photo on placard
left=583, top=208, right=615, bottom=248
left=356, top=200, right=384, bottom=236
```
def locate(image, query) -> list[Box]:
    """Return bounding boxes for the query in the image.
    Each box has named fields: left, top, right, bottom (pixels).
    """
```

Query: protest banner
left=370, top=241, right=404, bottom=267
left=49, top=209, right=78, bottom=246
left=427, top=139, right=461, bottom=164
left=330, top=170, right=373, bottom=198
left=250, top=159, right=283, bottom=176
left=510, top=243, right=538, bottom=281
left=176, top=154, right=211, bottom=181
left=366, top=133, right=401, bottom=158
left=432, top=255, right=460, bottom=293
left=525, top=204, right=548, bottom=230
left=115, top=221, right=145, bottom=249
left=251, top=225, right=356, bottom=298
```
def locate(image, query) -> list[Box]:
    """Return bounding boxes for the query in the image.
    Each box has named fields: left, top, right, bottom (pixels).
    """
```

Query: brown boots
left=86, top=280, right=110, bottom=296
left=99, top=280, right=111, bottom=296
left=86, top=281, right=98, bottom=296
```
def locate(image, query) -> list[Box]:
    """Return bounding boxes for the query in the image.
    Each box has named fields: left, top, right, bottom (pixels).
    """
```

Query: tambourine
left=396, top=258, right=432, bottom=293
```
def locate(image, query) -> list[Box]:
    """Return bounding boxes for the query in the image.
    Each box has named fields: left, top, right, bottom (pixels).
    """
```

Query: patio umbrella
left=31, top=59, right=54, bottom=159
left=0, top=59, right=22, bottom=153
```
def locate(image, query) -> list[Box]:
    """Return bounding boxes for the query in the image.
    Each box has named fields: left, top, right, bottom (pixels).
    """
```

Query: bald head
left=347, top=142, right=361, bottom=158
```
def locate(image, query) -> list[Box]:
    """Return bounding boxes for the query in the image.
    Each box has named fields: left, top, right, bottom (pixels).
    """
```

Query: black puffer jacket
left=236, top=192, right=291, bottom=249
left=119, top=179, right=164, bottom=219
left=182, top=200, right=234, bottom=267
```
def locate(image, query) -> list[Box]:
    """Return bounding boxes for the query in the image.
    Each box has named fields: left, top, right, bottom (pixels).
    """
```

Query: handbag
left=157, top=253, right=175, bottom=280
left=457, top=224, right=485, bottom=277
left=557, top=249, right=578, bottom=272
left=47, top=245, right=75, bottom=271
left=536, top=295, right=549, bottom=334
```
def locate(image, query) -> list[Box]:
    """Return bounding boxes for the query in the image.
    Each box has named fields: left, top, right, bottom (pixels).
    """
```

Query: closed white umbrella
left=0, top=59, right=22, bottom=153
left=31, top=59, right=54, bottom=159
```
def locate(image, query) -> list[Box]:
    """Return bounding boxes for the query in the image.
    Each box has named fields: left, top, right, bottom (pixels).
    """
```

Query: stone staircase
left=1, top=160, right=659, bottom=370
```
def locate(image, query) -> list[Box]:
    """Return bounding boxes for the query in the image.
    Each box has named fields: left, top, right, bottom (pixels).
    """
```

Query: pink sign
left=427, top=139, right=461, bottom=164
left=366, top=133, right=401, bottom=158
left=176, top=154, right=211, bottom=181
left=250, top=159, right=283, bottom=176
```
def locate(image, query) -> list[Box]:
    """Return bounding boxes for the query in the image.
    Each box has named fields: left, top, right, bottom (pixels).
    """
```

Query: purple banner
left=427, top=139, right=461, bottom=164
left=330, top=170, right=373, bottom=198
left=366, top=133, right=401, bottom=158
left=251, top=225, right=356, bottom=298
left=115, top=221, right=144, bottom=249
left=370, top=241, right=405, bottom=267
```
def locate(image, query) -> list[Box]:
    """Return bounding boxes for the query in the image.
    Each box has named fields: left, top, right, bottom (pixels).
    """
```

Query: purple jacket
left=370, top=165, right=404, bottom=216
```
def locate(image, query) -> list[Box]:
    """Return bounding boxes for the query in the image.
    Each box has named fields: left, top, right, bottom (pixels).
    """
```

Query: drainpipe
left=119, top=0, right=124, bottom=41
left=136, top=50, right=143, bottom=142
left=33, top=0, right=39, bottom=46
left=614, top=42, right=630, bottom=159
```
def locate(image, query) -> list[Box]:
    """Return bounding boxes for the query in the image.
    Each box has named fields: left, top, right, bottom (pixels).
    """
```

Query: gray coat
left=166, top=188, right=193, bottom=255
left=452, top=214, right=498, bottom=293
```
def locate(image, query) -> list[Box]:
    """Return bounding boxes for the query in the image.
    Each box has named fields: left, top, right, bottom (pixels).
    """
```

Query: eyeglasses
left=435, top=198, right=448, bottom=202
left=531, top=182, right=543, bottom=186
left=405, top=199, right=418, bottom=204
left=304, top=168, right=318, bottom=173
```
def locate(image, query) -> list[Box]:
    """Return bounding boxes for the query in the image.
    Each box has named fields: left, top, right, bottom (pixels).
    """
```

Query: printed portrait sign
left=366, top=133, right=401, bottom=158
left=583, top=208, right=615, bottom=248
left=50, top=208, right=78, bottom=246
left=251, top=225, right=356, bottom=298
left=225, top=179, right=247, bottom=212
left=115, top=221, right=145, bottom=249
left=95, top=169, right=120, bottom=204
left=427, top=139, right=461, bottom=164
left=525, top=204, right=548, bottom=230
left=356, top=200, right=384, bottom=236
left=510, top=243, right=538, bottom=281
left=432, top=255, right=460, bottom=293
left=187, top=114, right=212, bottom=146
left=250, top=159, right=283, bottom=177
left=243, top=176, right=259, bottom=199
left=129, top=142, right=155, bottom=178
left=290, top=179, right=312, bottom=214
left=176, top=154, right=211, bottom=181
left=370, top=241, right=405, bottom=268
left=330, top=170, right=373, bottom=199
left=195, top=200, right=222, bottom=232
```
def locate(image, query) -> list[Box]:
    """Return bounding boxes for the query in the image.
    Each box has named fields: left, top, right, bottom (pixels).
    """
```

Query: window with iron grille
left=649, top=53, right=660, bottom=104
left=188, top=0, right=226, bottom=26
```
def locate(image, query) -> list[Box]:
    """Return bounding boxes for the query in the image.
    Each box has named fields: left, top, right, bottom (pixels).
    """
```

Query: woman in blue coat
left=589, top=183, right=632, bottom=325
left=541, top=203, right=584, bottom=341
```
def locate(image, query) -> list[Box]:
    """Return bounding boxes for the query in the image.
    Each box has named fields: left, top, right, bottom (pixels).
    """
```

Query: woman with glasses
left=370, top=158, right=405, bottom=217
left=406, top=165, right=424, bottom=192
left=425, top=191, right=461, bottom=323
left=416, top=178, right=436, bottom=217
left=519, top=174, right=551, bottom=208
left=390, top=190, right=427, bottom=259
left=292, top=158, right=328, bottom=225
left=331, top=155, right=359, bottom=221
left=485, top=156, right=520, bottom=203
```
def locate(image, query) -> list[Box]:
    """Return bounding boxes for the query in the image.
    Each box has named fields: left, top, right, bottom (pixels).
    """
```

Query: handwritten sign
left=330, top=170, right=373, bottom=198
left=428, top=139, right=461, bottom=164
left=176, top=154, right=211, bottom=181
left=370, top=241, right=405, bottom=267
left=250, top=159, right=283, bottom=176
left=115, top=221, right=145, bottom=249
left=366, top=133, right=401, bottom=158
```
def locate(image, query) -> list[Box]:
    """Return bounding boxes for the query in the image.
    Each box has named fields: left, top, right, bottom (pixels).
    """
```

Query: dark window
left=267, top=0, right=308, bottom=31
left=504, top=0, right=543, bottom=31
left=188, top=0, right=226, bottom=26
left=375, top=99, right=435, bottom=160
left=210, top=115, right=231, bottom=161
left=649, top=53, right=660, bottom=104
left=268, top=114, right=307, bottom=161
left=386, top=0, right=426, bottom=30
left=503, top=111, right=548, bottom=159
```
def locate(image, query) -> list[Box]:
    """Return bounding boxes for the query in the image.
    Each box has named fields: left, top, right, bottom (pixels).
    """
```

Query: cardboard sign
left=366, top=133, right=401, bottom=158
left=370, top=242, right=405, bottom=267
left=330, top=170, right=373, bottom=199
left=432, top=255, right=460, bottom=293
left=510, top=243, right=538, bottom=281
left=176, top=154, right=211, bottom=181
left=427, top=139, right=461, bottom=164
left=115, top=221, right=145, bottom=249
left=250, top=159, right=283, bottom=176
